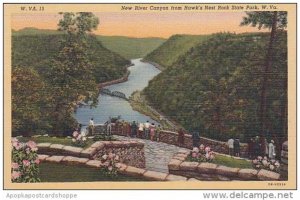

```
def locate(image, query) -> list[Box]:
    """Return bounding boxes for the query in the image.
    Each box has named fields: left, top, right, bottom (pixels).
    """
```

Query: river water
left=74, top=59, right=161, bottom=125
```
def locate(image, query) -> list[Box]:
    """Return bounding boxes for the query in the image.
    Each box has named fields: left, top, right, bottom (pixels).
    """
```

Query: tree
left=12, top=67, right=45, bottom=136
left=240, top=11, right=287, bottom=137
left=45, top=12, right=100, bottom=135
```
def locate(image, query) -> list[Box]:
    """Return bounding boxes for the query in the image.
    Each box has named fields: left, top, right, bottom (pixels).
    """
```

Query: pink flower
left=72, top=131, right=79, bottom=138
left=252, top=159, right=258, bottom=165
left=12, top=141, right=21, bottom=150
left=191, top=152, right=198, bottom=158
left=205, top=146, right=211, bottom=152
left=34, top=159, right=40, bottom=165
left=11, top=162, right=19, bottom=170
left=108, top=166, right=113, bottom=171
left=115, top=155, right=120, bottom=161
left=22, top=160, right=30, bottom=167
left=77, top=134, right=82, bottom=140
left=11, top=138, right=18, bottom=143
left=11, top=171, right=21, bottom=180
left=26, top=141, right=37, bottom=150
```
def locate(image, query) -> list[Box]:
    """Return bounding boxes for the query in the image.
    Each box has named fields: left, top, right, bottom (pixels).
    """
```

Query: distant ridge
left=12, top=28, right=166, bottom=59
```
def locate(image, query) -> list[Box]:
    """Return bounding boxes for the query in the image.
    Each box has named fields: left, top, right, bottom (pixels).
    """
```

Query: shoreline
left=140, top=59, right=165, bottom=71
left=98, top=63, right=133, bottom=88
left=129, top=91, right=181, bottom=131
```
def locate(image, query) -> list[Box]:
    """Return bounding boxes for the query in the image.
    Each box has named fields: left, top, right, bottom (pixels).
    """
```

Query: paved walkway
left=114, top=135, right=188, bottom=173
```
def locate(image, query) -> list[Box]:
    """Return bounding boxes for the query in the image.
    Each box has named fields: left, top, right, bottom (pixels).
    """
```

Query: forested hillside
left=96, top=36, right=166, bottom=59
left=12, top=34, right=130, bottom=83
left=143, top=34, right=210, bottom=69
left=143, top=32, right=287, bottom=142
left=12, top=28, right=166, bottom=60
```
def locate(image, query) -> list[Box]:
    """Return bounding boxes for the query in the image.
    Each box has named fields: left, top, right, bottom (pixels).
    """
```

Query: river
left=74, top=58, right=161, bottom=125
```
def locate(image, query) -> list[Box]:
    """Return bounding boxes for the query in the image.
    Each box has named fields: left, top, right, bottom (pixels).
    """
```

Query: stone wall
left=37, top=140, right=145, bottom=168
left=168, top=150, right=281, bottom=181
left=91, top=141, right=145, bottom=168
left=159, top=130, right=249, bottom=157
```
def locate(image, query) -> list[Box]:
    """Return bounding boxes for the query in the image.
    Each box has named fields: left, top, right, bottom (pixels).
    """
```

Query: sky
left=11, top=12, right=265, bottom=38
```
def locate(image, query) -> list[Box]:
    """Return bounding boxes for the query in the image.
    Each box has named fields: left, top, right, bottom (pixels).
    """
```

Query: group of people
left=106, top=119, right=162, bottom=141
left=227, top=138, right=241, bottom=157
left=227, top=136, right=277, bottom=159
left=248, top=136, right=277, bottom=159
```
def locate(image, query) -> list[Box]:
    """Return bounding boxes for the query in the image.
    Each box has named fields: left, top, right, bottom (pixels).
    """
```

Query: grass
left=186, top=154, right=253, bottom=169
left=17, top=136, right=95, bottom=149
left=39, top=162, right=147, bottom=182
left=214, top=155, right=253, bottom=169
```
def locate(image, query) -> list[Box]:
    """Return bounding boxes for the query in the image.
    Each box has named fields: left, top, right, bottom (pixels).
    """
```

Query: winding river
left=74, top=59, right=161, bottom=125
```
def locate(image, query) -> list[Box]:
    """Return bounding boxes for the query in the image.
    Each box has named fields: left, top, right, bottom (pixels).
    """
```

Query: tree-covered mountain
left=143, top=34, right=210, bottom=69
left=12, top=34, right=130, bottom=83
left=12, top=28, right=166, bottom=60
left=143, top=32, right=287, bottom=142
left=96, top=36, right=166, bottom=59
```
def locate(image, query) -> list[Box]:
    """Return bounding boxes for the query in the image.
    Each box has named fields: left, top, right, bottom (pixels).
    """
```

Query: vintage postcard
left=3, top=3, right=297, bottom=190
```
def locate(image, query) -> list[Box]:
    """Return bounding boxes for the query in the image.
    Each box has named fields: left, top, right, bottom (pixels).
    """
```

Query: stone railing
left=168, top=150, right=281, bottom=181
left=37, top=140, right=145, bottom=168
left=94, top=125, right=249, bottom=157
left=159, top=130, right=249, bottom=157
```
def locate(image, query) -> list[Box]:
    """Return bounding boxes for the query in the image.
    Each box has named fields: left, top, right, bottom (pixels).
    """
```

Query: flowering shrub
left=100, top=152, right=119, bottom=177
left=252, top=156, right=281, bottom=173
left=72, top=130, right=87, bottom=147
left=187, top=144, right=215, bottom=162
left=11, top=138, right=40, bottom=183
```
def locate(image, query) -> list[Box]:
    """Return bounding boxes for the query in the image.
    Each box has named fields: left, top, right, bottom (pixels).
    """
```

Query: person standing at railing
left=126, top=121, right=131, bottom=137
left=177, top=128, right=185, bottom=147
left=106, top=118, right=112, bottom=135
left=144, top=120, right=151, bottom=139
left=131, top=121, right=137, bottom=138
left=192, top=130, right=200, bottom=147
left=88, top=118, right=95, bottom=135
left=228, top=138, right=234, bottom=156
left=156, top=124, right=162, bottom=142
left=138, top=122, right=144, bottom=138
left=150, top=123, right=156, bottom=141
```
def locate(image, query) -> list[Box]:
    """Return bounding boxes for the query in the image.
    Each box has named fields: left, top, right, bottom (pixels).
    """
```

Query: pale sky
left=12, top=12, right=266, bottom=38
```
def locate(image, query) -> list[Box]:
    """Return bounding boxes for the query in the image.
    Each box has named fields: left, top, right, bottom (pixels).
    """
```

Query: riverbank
left=129, top=91, right=181, bottom=130
left=98, top=64, right=133, bottom=88
left=141, top=59, right=166, bottom=71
